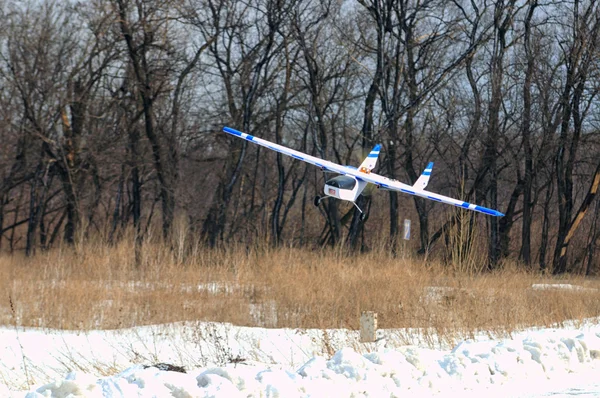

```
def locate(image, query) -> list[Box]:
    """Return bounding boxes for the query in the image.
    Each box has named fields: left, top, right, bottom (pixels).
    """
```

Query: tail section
left=358, top=144, right=381, bottom=173
left=413, top=162, right=434, bottom=190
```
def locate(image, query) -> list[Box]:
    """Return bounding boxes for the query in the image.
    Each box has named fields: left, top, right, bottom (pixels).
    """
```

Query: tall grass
left=1, top=231, right=600, bottom=339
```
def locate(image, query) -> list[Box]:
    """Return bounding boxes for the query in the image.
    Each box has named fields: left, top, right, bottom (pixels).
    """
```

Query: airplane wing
left=340, top=171, right=504, bottom=217
left=223, top=126, right=353, bottom=174
left=223, top=126, right=504, bottom=217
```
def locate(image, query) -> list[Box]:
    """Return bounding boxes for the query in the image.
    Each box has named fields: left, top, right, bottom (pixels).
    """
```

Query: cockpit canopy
left=325, top=175, right=356, bottom=190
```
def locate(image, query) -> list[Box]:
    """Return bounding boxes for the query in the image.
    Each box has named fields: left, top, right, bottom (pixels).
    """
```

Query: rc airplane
left=223, top=127, right=504, bottom=219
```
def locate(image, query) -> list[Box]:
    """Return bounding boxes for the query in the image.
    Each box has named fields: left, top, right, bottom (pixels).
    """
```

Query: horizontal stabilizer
left=358, top=144, right=381, bottom=173
left=413, top=162, right=434, bottom=190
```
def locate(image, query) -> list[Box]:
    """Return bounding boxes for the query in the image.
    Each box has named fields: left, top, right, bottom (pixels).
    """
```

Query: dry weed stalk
left=8, top=294, right=31, bottom=389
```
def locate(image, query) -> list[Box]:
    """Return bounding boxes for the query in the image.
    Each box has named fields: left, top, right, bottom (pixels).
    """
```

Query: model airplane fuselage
left=222, top=127, right=504, bottom=218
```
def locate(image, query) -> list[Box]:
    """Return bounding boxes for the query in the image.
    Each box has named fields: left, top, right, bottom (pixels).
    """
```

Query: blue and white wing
left=346, top=171, right=504, bottom=217
left=223, top=126, right=351, bottom=174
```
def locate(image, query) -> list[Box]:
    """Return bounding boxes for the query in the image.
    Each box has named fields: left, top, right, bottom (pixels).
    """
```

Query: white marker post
left=360, top=311, right=377, bottom=343
left=403, top=219, right=411, bottom=240
left=401, top=219, right=411, bottom=257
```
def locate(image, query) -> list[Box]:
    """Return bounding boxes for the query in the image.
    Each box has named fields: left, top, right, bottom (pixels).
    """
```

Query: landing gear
left=315, top=196, right=366, bottom=221
left=314, top=195, right=321, bottom=207
left=352, top=202, right=367, bottom=221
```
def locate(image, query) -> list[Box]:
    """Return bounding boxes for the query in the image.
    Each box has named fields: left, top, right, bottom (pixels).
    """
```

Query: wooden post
left=360, top=311, right=377, bottom=342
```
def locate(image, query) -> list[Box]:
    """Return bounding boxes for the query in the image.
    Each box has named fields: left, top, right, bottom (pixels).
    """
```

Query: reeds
left=1, top=232, right=599, bottom=338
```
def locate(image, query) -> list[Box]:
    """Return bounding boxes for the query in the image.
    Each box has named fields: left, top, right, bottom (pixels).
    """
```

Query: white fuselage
left=324, top=175, right=367, bottom=202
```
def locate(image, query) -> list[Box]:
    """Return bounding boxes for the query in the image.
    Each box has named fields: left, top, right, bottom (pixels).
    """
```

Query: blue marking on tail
left=367, top=144, right=381, bottom=157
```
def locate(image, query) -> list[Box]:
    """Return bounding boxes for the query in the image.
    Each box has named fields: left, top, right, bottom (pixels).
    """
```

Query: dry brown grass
left=2, top=234, right=600, bottom=340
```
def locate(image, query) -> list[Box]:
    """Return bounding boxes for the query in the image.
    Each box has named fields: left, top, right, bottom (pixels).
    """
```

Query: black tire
left=360, top=212, right=366, bottom=221
left=314, top=196, right=321, bottom=207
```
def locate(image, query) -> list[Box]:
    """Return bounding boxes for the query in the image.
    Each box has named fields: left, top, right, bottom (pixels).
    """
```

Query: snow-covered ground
left=2, top=317, right=600, bottom=397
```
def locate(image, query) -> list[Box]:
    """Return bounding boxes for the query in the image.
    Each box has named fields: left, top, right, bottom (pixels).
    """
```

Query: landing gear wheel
left=359, top=212, right=367, bottom=222
left=314, top=196, right=321, bottom=207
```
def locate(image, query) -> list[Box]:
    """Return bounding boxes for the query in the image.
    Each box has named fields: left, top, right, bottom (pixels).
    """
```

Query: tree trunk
left=115, top=0, right=175, bottom=240
left=552, top=0, right=600, bottom=273
left=484, top=0, right=516, bottom=268
left=26, top=163, right=44, bottom=256
left=554, top=161, right=600, bottom=273
left=346, top=0, right=383, bottom=249
left=401, top=7, right=429, bottom=255
left=539, top=179, right=554, bottom=271
left=388, top=141, right=399, bottom=246
left=519, top=0, right=538, bottom=266
left=499, top=180, right=524, bottom=258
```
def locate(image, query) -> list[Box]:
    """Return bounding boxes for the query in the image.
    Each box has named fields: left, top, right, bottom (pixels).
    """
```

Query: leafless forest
left=1, top=0, right=600, bottom=274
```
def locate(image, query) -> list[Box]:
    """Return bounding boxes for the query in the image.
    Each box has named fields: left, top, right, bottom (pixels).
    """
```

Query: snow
left=531, top=283, right=599, bottom=293
left=2, top=318, right=600, bottom=397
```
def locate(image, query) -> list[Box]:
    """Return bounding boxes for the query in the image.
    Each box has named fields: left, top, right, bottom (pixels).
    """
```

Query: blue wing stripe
left=223, top=127, right=242, bottom=136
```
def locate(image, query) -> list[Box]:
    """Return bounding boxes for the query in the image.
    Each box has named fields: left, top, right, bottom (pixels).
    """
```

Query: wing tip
left=223, top=126, right=242, bottom=135
left=474, top=205, right=504, bottom=217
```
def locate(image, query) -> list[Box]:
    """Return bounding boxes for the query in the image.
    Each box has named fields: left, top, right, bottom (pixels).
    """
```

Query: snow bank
left=6, top=321, right=600, bottom=397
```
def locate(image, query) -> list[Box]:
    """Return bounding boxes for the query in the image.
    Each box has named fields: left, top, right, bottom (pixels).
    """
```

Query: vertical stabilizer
left=413, top=162, right=434, bottom=190
left=358, top=144, right=381, bottom=173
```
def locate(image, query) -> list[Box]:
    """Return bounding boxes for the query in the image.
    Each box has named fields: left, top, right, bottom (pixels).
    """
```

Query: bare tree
left=292, top=0, right=361, bottom=246
left=553, top=0, right=600, bottom=274
left=2, top=1, right=117, bottom=251
left=518, top=0, right=539, bottom=266
left=193, top=0, right=295, bottom=246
